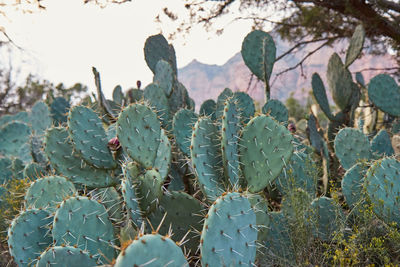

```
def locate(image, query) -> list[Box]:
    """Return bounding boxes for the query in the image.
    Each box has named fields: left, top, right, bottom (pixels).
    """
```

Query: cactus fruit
left=114, top=233, right=188, bottom=267
left=200, top=192, right=257, bottom=266
left=365, top=157, right=400, bottom=225
left=173, top=108, right=199, bottom=156
left=262, top=99, right=289, bottom=125
left=239, top=115, right=294, bottom=192
left=334, top=128, right=371, bottom=170
left=8, top=209, right=52, bottom=266
left=368, top=74, right=400, bottom=117
left=190, top=117, right=224, bottom=200
left=345, top=24, right=365, bottom=67
left=25, top=176, right=76, bottom=212
left=36, top=246, right=98, bottom=267
left=52, top=196, right=116, bottom=262
left=68, top=105, right=117, bottom=169
left=45, top=127, right=116, bottom=188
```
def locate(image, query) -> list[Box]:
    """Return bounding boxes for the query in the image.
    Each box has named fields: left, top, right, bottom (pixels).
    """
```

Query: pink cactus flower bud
left=288, top=123, right=296, bottom=133
left=108, top=137, right=121, bottom=151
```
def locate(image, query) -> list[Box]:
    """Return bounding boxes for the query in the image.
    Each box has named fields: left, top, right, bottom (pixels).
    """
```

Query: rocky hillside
left=178, top=37, right=397, bottom=108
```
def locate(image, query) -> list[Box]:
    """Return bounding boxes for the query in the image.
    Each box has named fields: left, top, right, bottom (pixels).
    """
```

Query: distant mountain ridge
left=178, top=37, right=397, bottom=108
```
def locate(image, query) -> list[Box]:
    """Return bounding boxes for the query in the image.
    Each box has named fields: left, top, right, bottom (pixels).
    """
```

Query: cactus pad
left=200, top=192, right=257, bottom=266
left=240, top=115, right=294, bottom=192
left=30, top=101, right=52, bottom=135
left=68, top=105, right=116, bottom=169
left=368, top=74, right=400, bottom=117
left=262, top=99, right=289, bottom=124
left=50, top=97, right=70, bottom=125
left=341, top=163, right=368, bottom=209
left=371, top=129, right=394, bottom=156
left=153, top=59, right=174, bottom=96
left=173, top=108, right=198, bottom=156
left=345, top=24, right=365, bottom=68
left=36, top=246, right=98, bottom=267
left=200, top=99, right=217, bottom=120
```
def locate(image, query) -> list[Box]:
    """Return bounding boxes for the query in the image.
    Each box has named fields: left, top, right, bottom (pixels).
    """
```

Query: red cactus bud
left=108, top=137, right=121, bottom=151
left=288, top=123, right=296, bottom=133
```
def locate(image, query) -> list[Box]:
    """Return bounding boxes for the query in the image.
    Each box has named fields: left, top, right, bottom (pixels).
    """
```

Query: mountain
left=178, top=37, right=397, bottom=109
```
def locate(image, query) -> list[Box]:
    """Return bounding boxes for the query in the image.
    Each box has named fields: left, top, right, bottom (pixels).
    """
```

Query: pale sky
left=3, top=0, right=256, bottom=98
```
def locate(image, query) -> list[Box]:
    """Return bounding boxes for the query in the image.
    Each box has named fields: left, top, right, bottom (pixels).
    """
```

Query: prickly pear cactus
left=50, top=97, right=70, bottom=125
left=0, top=157, right=13, bottom=184
left=143, top=83, right=171, bottom=129
left=30, top=101, right=52, bottom=135
left=216, top=88, right=233, bottom=120
left=23, top=162, right=45, bottom=180
left=68, top=105, right=117, bottom=169
left=144, top=34, right=177, bottom=74
left=173, top=108, right=198, bottom=156
left=200, top=99, right=217, bottom=120
left=239, top=115, right=294, bottom=192
left=148, top=191, right=204, bottom=254
left=200, top=192, right=258, bottom=266
left=334, top=128, right=371, bottom=170
left=233, top=91, right=255, bottom=124
left=45, top=127, right=116, bottom=188
left=36, top=246, right=98, bottom=267
left=25, top=175, right=77, bottom=212
left=52, top=196, right=116, bottom=262
left=365, top=158, right=400, bottom=225
left=121, top=164, right=142, bottom=227
left=221, top=97, right=241, bottom=186
left=114, top=233, right=188, bottom=267
left=190, top=117, right=224, bottom=200
left=241, top=30, right=276, bottom=87
left=371, top=129, right=394, bottom=157
left=153, top=59, right=174, bottom=96
left=262, top=99, right=289, bottom=124
left=345, top=24, right=365, bottom=67
left=341, top=163, right=368, bottom=209
left=368, top=74, right=400, bottom=117
left=8, top=209, right=52, bottom=267
left=0, top=121, right=32, bottom=160
left=312, top=73, right=335, bottom=121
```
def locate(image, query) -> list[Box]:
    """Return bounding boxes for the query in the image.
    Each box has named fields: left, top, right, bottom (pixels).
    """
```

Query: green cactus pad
left=143, top=83, right=170, bottom=129
left=365, top=158, right=400, bottom=225
left=154, top=129, right=172, bottom=180
left=117, top=103, right=161, bottom=168
left=0, top=157, right=13, bottom=184
left=36, top=246, right=98, bottom=267
left=168, top=81, right=190, bottom=115
left=200, top=192, right=257, bottom=266
left=309, top=197, right=344, bottom=241
left=307, top=114, right=324, bottom=153
left=368, top=74, right=400, bottom=117
left=0, top=111, right=29, bottom=126
left=50, top=97, right=70, bottom=125
left=173, top=109, right=198, bottom=156
left=133, top=168, right=163, bottom=215
left=114, top=234, right=188, bottom=267
left=30, top=135, right=48, bottom=166
left=52, top=196, right=116, bottom=262
left=25, top=175, right=77, bottom=212
left=241, top=30, right=276, bottom=83
left=276, top=151, right=317, bottom=197
left=112, top=85, right=124, bottom=106
left=89, top=186, right=123, bottom=224
left=233, top=91, right=255, bottom=124
left=12, top=157, right=25, bottom=179
left=355, top=72, right=365, bottom=87
left=68, top=106, right=116, bottom=169
left=262, top=99, right=289, bottom=124
left=148, top=191, right=204, bottom=254
left=327, top=53, right=354, bottom=110
left=121, top=175, right=142, bottom=227
left=30, top=101, right=52, bottom=135
left=221, top=97, right=241, bottom=186
left=45, top=127, right=116, bottom=188
left=216, top=88, right=233, bottom=120
left=334, top=128, right=371, bottom=170
left=371, top=129, right=394, bottom=156
left=247, top=193, right=270, bottom=243
left=144, top=34, right=177, bottom=74
left=200, top=99, right=217, bottom=120
left=0, top=121, right=32, bottom=159
left=8, top=209, right=52, bottom=267
left=127, top=88, right=143, bottom=104
left=153, top=59, right=174, bottom=96
left=345, top=24, right=365, bottom=67
left=190, top=117, right=224, bottom=200
left=311, top=73, right=335, bottom=121
left=23, top=162, right=45, bottom=180
left=240, top=115, right=294, bottom=192
left=341, top=163, right=368, bottom=209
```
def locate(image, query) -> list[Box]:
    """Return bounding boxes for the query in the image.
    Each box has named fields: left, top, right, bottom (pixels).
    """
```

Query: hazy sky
left=3, top=0, right=255, bottom=98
